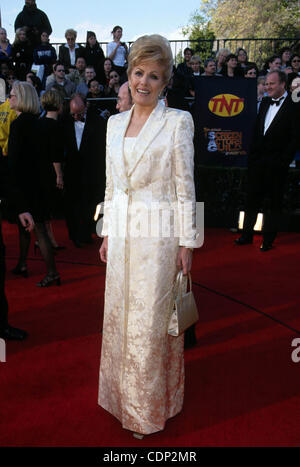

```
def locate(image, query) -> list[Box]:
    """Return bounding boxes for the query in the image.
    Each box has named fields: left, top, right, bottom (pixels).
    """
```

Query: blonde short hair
left=216, top=48, right=231, bottom=59
left=65, top=29, right=77, bottom=40
left=127, top=34, right=173, bottom=85
left=13, top=81, right=40, bottom=114
left=41, top=89, right=63, bottom=111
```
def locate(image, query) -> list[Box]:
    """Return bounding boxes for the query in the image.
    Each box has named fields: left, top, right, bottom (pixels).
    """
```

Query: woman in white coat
left=99, top=34, right=198, bottom=438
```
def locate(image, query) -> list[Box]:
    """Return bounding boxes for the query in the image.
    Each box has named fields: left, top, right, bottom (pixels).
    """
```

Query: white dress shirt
left=74, top=119, right=85, bottom=150
left=264, top=91, right=288, bottom=134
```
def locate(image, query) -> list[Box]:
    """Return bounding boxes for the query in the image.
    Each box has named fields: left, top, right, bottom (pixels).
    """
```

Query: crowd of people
left=0, top=0, right=300, bottom=441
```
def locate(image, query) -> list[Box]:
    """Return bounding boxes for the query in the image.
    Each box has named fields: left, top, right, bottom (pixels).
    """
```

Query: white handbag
left=168, top=271, right=199, bottom=337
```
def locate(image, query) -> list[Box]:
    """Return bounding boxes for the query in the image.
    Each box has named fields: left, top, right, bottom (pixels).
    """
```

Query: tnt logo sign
left=0, top=338, right=6, bottom=363
left=291, top=338, right=300, bottom=363
left=209, top=94, right=245, bottom=117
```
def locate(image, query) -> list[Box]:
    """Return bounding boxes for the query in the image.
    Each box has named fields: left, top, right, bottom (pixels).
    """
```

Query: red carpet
left=1, top=220, right=300, bottom=447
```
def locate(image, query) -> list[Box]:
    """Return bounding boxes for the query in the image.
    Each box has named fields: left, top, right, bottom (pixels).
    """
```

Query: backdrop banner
left=194, top=77, right=257, bottom=167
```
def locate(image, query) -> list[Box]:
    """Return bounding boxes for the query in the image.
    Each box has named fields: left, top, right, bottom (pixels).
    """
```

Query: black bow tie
left=270, top=97, right=284, bottom=106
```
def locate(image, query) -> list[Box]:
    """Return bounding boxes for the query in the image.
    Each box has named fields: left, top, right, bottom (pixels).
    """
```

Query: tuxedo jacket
left=248, top=95, right=300, bottom=169
left=63, top=111, right=106, bottom=203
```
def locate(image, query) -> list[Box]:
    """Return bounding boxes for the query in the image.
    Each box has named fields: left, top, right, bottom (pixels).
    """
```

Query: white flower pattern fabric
left=98, top=100, right=197, bottom=435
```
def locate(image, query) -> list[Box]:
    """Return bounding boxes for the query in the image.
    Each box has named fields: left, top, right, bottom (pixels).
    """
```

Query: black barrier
left=194, top=77, right=257, bottom=167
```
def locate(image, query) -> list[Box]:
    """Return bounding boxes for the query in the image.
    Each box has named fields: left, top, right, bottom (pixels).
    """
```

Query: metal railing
left=52, top=37, right=299, bottom=68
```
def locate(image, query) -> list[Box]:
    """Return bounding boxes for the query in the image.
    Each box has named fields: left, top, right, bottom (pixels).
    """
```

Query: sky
left=0, top=0, right=200, bottom=44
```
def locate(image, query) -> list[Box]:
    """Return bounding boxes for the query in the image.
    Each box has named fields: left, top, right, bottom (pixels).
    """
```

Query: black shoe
left=235, top=236, right=253, bottom=245
left=0, top=325, right=28, bottom=341
left=36, top=273, right=61, bottom=287
left=260, top=243, right=273, bottom=252
left=11, top=264, right=28, bottom=277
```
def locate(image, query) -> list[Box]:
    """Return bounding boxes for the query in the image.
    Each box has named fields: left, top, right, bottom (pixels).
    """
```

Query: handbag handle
left=175, top=270, right=192, bottom=303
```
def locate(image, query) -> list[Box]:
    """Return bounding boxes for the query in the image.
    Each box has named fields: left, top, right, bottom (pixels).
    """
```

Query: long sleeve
left=173, top=111, right=198, bottom=248
left=101, top=117, right=114, bottom=237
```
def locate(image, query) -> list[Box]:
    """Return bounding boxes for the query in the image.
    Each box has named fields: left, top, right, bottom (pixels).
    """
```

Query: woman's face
left=109, top=71, right=120, bottom=85
left=66, top=35, right=76, bottom=47
left=238, top=50, right=247, bottom=63
left=257, top=81, right=266, bottom=95
left=269, top=58, right=281, bottom=71
left=282, top=50, right=291, bottom=63
left=8, top=88, right=18, bottom=110
left=90, top=80, right=101, bottom=94
left=0, top=29, right=7, bottom=42
left=18, top=30, right=26, bottom=41
left=191, top=61, right=200, bottom=73
left=104, top=59, right=112, bottom=72
left=41, top=32, right=49, bottom=43
left=113, top=28, right=122, bottom=41
left=88, top=36, right=96, bottom=47
left=129, top=61, right=166, bottom=110
left=245, top=67, right=257, bottom=78
left=291, top=55, right=300, bottom=72
left=184, top=50, right=192, bottom=63
left=228, top=57, right=237, bottom=68
left=218, top=52, right=228, bottom=65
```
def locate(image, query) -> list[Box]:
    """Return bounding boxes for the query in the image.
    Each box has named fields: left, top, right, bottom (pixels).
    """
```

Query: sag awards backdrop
left=194, top=77, right=257, bottom=167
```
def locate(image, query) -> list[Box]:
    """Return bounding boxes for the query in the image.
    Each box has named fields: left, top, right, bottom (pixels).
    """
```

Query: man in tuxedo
left=63, top=94, right=106, bottom=247
left=235, top=70, right=300, bottom=251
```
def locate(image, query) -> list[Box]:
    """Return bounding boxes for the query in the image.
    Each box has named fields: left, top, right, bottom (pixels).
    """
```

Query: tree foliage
left=210, top=0, right=300, bottom=38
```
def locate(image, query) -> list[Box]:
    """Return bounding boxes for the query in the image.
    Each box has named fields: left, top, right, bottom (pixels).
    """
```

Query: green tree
left=182, top=4, right=216, bottom=61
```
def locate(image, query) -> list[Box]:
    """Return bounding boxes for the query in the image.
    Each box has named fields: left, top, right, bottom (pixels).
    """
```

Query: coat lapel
left=127, top=100, right=166, bottom=177
left=264, top=95, right=290, bottom=136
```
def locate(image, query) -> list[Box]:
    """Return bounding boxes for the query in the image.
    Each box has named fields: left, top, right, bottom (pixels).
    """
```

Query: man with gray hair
left=201, top=59, right=221, bottom=77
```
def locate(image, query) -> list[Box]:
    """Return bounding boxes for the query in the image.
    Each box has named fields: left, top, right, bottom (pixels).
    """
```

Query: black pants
left=242, top=165, right=288, bottom=244
left=0, top=209, right=8, bottom=331
left=64, top=192, right=96, bottom=242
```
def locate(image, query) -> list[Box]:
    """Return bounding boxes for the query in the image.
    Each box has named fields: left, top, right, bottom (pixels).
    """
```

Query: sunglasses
left=8, top=93, right=16, bottom=98
left=292, top=59, right=300, bottom=62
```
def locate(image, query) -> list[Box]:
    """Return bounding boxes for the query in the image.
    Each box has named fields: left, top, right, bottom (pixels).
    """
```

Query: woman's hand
left=100, top=236, right=108, bottom=263
left=176, top=247, right=193, bottom=275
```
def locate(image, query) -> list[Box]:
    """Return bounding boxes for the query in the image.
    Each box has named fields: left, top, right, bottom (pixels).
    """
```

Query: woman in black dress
left=8, top=82, right=61, bottom=287
left=11, top=28, right=33, bottom=81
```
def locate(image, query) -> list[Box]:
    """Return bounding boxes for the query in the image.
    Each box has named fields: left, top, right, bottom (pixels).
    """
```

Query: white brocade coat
left=98, top=100, right=197, bottom=435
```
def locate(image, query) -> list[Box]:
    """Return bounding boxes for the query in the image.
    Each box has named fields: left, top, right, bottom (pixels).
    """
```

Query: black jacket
left=14, top=6, right=52, bottom=46
left=248, top=95, right=300, bottom=169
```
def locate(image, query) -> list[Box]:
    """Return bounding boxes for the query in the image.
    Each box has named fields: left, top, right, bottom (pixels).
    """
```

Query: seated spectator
left=261, top=55, right=281, bottom=75
left=280, top=47, right=292, bottom=69
left=45, top=62, right=76, bottom=99
left=236, top=47, right=249, bottom=69
left=216, top=48, right=231, bottom=73
left=26, top=73, right=42, bottom=97
left=201, top=58, right=221, bottom=76
left=58, top=29, right=85, bottom=72
left=33, top=31, right=57, bottom=85
left=176, top=47, right=193, bottom=77
left=189, top=55, right=202, bottom=97
left=115, top=81, right=132, bottom=113
left=257, top=76, right=266, bottom=111
left=283, top=66, right=293, bottom=76
left=99, top=58, right=113, bottom=87
left=11, top=27, right=33, bottom=80
left=244, top=63, right=258, bottom=78
left=221, top=53, right=243, bottom=77
left=5, top=71, right=17, bottom=97
left=66, top=56, right=86, bottom=86
left=104, top=69, right=120, bottom=98
left=85, top=31, right=105, bottom=77
left=86, top=78, right=106, bottom=114
left=290, top=53, right=300, bottom=75
left=0, top=28, right=12, bottom=66
left=164, top=69, right=189, bottom=111
left=0, top=63, right=10, bottom=80
left=76, top=66, right=98, bottom=97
